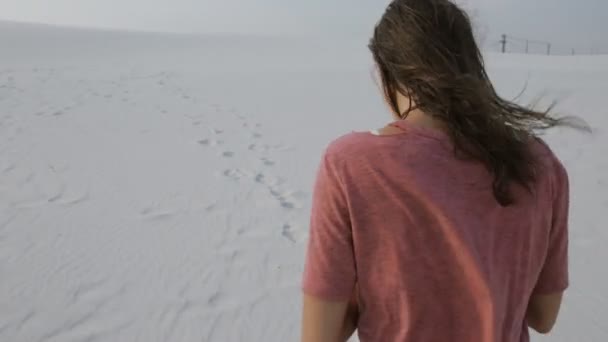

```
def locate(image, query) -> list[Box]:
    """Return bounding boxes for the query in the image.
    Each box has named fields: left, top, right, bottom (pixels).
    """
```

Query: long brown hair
left=369, top=0, right=585, bottom=206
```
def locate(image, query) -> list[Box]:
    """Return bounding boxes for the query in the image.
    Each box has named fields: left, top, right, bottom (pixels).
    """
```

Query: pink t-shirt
left=302, top=120, right=569, bottom=342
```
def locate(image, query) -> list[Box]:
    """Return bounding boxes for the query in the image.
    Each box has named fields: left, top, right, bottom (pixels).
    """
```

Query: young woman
left=301, top=0, right=581, bottom=341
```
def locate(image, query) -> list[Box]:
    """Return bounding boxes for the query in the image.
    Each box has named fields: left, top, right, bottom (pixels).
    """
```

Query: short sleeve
left=302, top=150, right=356, bottom=301
left=533, top=160, right=570, bottom=295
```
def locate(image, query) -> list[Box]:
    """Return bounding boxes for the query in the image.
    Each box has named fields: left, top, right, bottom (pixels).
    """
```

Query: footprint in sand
left=269, top=189, right=307, bottom=210
left=254, top=173, right=283, bottom=187
left=205, top=202, right=217, bottom=212
left=260, top=158, right=275, bottom=166
left=198, top=139, right=223, bottom=147
left=281, top=224, right=297, bottom=243
left=281, top=223, right=306, bottom=244
left=223, top=169, right=248, bottom=182
left=221, top=151, right=235, bottom=158
left=279, top=199, right=296, bottom=209
left=248, top=144, right=269, bottom=153
left=48, top=187, right=65, bottom=203
left=2, top=164, right=16, bottom=174
left=252, top=132, right=262, bottom=139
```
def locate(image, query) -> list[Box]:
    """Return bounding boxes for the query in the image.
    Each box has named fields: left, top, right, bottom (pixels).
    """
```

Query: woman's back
left=302, top=121, right=569, bottom=341
left=300, top=1, right=579, bottom=340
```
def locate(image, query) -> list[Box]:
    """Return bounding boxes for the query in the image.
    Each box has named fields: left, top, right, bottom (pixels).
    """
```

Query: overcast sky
left=1, top=0, right=606, bottom=52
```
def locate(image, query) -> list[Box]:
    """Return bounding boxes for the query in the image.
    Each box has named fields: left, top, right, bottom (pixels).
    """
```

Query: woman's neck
left=399, top=109, right=448, bottom=133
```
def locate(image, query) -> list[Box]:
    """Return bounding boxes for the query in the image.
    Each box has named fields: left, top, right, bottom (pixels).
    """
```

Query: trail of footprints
left=27, top=70, right=310, bottom=244
left=191, top=102, right=307, bottom=243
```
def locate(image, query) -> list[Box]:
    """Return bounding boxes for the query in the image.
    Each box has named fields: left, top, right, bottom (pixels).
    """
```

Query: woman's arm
left=301, top=291, right=359, bottom=342
left=301, top=295, right=349, bottom=342
left=526, top=292, right=564, bottom=334
left=527, top=158, right=569, bottom=334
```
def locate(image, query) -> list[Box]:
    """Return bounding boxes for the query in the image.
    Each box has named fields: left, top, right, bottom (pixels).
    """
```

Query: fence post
left=571, top=48, right=575, bottom=56
left=525, top=40, right=529, bottom=54
left=547, top=43, right=552, bottom=55
left=501, top=34, right=507, bottom=53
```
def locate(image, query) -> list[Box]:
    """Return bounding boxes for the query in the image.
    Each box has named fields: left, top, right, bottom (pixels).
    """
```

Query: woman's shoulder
left=529, top=136, right=569, bottom=191
left=323, top=131, right=379, bottom=161
left=530, top=137, right=567, bottom=170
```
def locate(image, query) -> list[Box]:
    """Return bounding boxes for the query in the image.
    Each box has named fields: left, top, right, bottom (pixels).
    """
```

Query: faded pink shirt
left=302, top=120, right=569, bottom=342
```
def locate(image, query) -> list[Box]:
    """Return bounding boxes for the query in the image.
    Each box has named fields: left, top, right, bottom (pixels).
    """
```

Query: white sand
left=1, top=22, right=607, bottom=341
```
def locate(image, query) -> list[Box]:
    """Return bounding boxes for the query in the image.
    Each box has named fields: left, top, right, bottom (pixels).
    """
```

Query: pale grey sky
left=1, top=0, right=606, bottom=52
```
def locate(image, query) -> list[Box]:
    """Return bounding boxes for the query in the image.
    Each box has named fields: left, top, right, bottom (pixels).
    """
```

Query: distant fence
left=485, top=34, right=606, bottom=56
